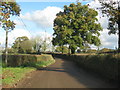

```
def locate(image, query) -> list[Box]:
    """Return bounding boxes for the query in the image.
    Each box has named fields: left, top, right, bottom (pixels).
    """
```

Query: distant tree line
left=3, top=36, right=53, bottom=54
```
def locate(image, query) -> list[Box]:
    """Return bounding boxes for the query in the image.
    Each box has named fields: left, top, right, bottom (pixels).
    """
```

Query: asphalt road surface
left=16, top=58, right=117, bottom=88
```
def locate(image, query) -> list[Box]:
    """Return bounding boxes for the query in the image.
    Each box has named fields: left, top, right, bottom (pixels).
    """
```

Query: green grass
left=22, top=54, right=55, bottom=68
left=0, top=71, right=1, bottom=85
left=2, top=54, right=56, bottom=87
left=34, top=54, right=55, bottom=68
left=35, top=60, right=55, bottom=68
left=36, top=54, right=54, bottom=61
left=0, top=67, right=1, bottom=85
left=2, top=67, right=36, bottom=87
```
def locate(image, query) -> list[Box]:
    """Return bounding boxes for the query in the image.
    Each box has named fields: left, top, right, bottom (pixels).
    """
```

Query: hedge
left=2, top=54, right=55, bottom=67
left=52, top=53, right=120, bottom=82
left=2, top=54, right=37, bottom=67
left=34, top=54, right=55, bottom=68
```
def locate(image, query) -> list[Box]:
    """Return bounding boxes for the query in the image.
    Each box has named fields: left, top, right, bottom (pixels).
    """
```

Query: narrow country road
left=16, top=58, right=117, bottom=88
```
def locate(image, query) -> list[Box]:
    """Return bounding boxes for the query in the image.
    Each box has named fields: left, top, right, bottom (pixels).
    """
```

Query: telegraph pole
left=44, top=29, right=47, bottom=52
left=5, top=29, right=8, bottom=65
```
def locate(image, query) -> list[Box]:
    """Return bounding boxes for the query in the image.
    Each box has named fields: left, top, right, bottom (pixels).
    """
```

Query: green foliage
left=20, top=40, right=33, bottom=53
left=2, top=67, right=36, bottom=87
left=2, top=56, right=55, bottom=87
left=0, top=1, right=21, bottom=31
left=2, top=62, right=7, bottom=68
left=12, top=36, right=33, bottom=53
left=35, top=60, right=55, bottom=69
left=55, top=46, right=69, bottom=53
left=12, top=36, right=29, bottom=50
left=2, top=48, right=15, bottom=54
left=2, top=54, right=37, bottom=67
left=2, top=54, right=55, bottom=87
left=23, top=54, right=55, bottom=68
left=2, top=54, right=55, bottom=67
left=52, top=2, right=102, bottom=54
left=86, top=49, right=97, bottom=53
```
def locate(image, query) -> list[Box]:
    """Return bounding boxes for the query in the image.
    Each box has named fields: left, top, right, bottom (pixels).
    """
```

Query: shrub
left=2, top=54, right=55, bottom=68
left=2, top=54, right=37, bottom=67
left=2, top=48, right=16, bottom=54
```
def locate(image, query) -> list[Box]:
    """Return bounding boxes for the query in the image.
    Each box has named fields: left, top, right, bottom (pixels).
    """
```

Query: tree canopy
left=30, top=36, right=51, bottom=52
left=52, top=3, right=102, bottom=54
left=12, top=36, right=30, bottom=53
left=55, top=46, right=69, bottom=53
left=0, top=0, right=21, bottom=31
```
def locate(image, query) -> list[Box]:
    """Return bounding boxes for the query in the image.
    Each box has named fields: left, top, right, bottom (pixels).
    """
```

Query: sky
left=0, top=0, right=118, bottom=50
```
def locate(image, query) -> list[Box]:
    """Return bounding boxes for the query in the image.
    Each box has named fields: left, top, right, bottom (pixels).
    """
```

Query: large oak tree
left=52, top=3, right=102, bottom=54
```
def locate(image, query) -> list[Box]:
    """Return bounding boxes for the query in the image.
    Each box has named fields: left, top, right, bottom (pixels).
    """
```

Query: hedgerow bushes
left=2, top=54, right=37, bottom=67
left=2, top=54, right=55, bottom=68
left=52, top=53, right=119, bottom=82
left=35, top=54, right=55, bottom=68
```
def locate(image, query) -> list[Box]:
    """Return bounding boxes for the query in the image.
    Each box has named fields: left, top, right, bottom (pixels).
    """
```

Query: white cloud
left=30, top=31, right=53, bottom=51
left=0, top=29, right=31, bottom=48
left=88, top=0, right=118, bottom=49
left=33, top=31, right=53, bottom=44
left=0, top=29, right=5, bottom=48
left=88, top=0, right=109, bottom=29
left=0, top=28, right=53, bottom=50
left=99, top=29, right=118, bottom=49
left=21, top=6, right=63, bottom=28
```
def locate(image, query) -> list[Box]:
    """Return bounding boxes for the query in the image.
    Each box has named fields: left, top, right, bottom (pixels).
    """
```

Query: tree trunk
left=71, top=49, right=75, bottom=54
left=61, top=45, right=63, bottom=54
left=68, top=45, right=71, bottom=54
left=71, top=47, right=75, bottom=54
left=118, top=26, right=120, bottom=52
left=118, top=4, right=120, bottom=53
left=5, top=30, right=8, bottom=65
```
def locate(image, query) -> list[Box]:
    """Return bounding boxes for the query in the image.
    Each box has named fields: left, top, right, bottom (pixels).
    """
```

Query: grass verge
left=2, top=54, right=55, bottom=88
left=2, top=67, right=36, bottom=88
left=35, top=54, right=55, bottom=69
left=35, top=59, right=55, bottom=68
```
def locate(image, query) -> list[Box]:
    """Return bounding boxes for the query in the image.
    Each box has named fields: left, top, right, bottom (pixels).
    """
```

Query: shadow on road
left=38, top=67, right=66, bottom=72
left=38, top=58, right=118, bottom=88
